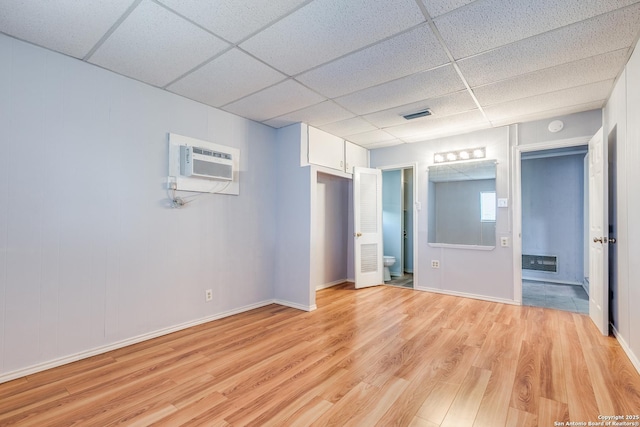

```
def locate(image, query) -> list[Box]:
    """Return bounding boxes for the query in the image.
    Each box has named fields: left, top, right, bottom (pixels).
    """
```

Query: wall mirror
left=428, top=160, right=496, bottom=247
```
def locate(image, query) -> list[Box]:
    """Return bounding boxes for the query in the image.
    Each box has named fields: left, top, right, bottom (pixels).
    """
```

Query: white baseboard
left=414, top=286, right=520, bottom=306
left=274, top=299, right=317, bottom=312
left=612, top=326, right=640, bottom=375
left=0, top=299, right=276, bottom=385
left=315, top=279, right=348, bottom=291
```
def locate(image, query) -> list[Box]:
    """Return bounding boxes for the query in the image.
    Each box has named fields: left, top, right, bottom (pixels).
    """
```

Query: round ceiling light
left=548, top=120, right=564, bottom=133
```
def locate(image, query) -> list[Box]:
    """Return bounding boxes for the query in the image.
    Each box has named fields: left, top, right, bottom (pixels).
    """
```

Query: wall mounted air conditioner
left=180, top=145, right=234, bottom=181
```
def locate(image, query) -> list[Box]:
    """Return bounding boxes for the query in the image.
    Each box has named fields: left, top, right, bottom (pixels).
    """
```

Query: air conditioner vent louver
left=402, top=109, right=432, bottom=120
left=180, top=145, right=234, bottom=181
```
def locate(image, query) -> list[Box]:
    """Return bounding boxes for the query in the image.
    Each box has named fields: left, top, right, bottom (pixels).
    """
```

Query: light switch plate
left=497, top=198, right=508, bottom=208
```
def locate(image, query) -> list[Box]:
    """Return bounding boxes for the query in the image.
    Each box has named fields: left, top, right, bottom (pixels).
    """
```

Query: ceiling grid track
left=413, top=0, right=493, bottom=127
left=3, top=0, right=639, bottom=147
left=82, top=0, right=144, bottom=61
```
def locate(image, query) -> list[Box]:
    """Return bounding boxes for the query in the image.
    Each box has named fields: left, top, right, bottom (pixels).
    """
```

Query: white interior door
left=353, top=166, right=383, bottom=288
left=588, top=128, right=609, bottom=335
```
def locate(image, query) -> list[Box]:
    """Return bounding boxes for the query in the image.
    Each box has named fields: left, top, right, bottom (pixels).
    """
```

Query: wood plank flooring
left=1, top=283, right=639, bottom=426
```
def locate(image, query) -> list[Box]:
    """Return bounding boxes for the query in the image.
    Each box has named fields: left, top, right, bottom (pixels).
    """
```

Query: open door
left=353, top=166, right=383, bottom=288
left=588, top=128, right=609, bottom=335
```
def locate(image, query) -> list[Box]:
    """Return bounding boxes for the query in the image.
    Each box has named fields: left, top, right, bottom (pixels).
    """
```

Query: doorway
left=382, top=166, right=415, bottom=288
left=520, top=146, right=589, bottom=313
left=314, top=172, right=352, bottom=291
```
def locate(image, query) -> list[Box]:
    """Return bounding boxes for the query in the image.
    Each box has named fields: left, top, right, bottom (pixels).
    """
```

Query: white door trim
left=380, top=162, right=419, bottom=288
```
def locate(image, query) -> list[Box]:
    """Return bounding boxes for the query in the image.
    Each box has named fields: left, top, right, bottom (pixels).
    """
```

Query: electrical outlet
left=431, top=260, right=440, bottom=269
left=501, top=237, right=509, bottom=247
left=205, top=289, right=213, bottom=302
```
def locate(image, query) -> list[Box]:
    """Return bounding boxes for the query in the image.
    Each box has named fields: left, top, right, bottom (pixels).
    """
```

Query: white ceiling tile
left=239, top=0, right=425, bottom=75
left=490, top=101, right=605, bottom=128
left=473, top=50, right=628, bottom=107
left=360, top=140, right=405, bottom=149
left=223, top=79, right=326, bottom=122
left=263, top=101, right=355, bottom=128
left=363, top=90, right=477, bottom=128
left=167, top=49, right=286, bottom=107
left=421, top=0, right=477, bottom=18
left=296, top=24, right=448, bottom=98
left=384, top=110, right=488, bottom=139
left=458, top=4, right=640, bottom=87
left=483, top=80, right=612, bottom=122
left=345, top=130, right=397, bottom=144
left=89, top=1, right=229, bottom=87
left=335, top=65, right=466, bottom=115
left=435, top=0, right=640, bottom=59
left=318, top=117, right=377, bottom=136
left=0, top=0, right=134, bottom=58
left=401, top=122, right=492, bottom=143
left=156, top=0, right=308, bottom=43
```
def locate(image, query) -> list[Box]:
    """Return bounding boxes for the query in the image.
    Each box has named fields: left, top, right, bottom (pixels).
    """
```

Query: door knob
left=593, top=237, right=603, bottom=243
left=609, top=237, right=617, bottom=244
left=354, top=232, right=362, bottom=237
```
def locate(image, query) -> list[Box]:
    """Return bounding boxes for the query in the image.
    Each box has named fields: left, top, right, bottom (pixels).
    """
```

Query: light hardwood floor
left=1, top=283, right=639, bottom=426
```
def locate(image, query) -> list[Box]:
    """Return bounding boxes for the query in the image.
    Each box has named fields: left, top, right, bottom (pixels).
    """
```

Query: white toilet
left=383, top=256, right=396, bottom=281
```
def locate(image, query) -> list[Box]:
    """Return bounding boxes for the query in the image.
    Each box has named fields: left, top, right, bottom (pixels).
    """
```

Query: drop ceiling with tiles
left=1, top=0, right=639, bottom=148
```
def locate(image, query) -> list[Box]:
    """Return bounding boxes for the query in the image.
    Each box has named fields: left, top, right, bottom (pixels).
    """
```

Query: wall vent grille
left=522, top=255, right=557, bottom=272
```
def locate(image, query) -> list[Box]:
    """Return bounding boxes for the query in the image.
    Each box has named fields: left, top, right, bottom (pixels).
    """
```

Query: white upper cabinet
left=308, top=126, right=345, bottom=171
left=345, top=140, right=368, bottom=174
left=306, top=125, right=368, bottom=175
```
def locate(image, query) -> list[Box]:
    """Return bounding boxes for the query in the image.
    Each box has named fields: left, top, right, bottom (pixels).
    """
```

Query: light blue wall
left=383, top=170, right=402, bottom=277
left=522, top=154, right=585, bottom=284
left=0, top=34, right=278, bottom=380
left=275, top=124, right=311, bottom=308
left=370, top=127, right=514, bottom=301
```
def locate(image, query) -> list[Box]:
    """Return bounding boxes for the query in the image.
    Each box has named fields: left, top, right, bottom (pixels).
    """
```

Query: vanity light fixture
left=434, top=147, right=486, bottom=164
left=473, top=148, right=485, bottom=158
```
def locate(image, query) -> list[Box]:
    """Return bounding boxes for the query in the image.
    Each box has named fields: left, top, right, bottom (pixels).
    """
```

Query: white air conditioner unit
left=180, top=145, right=234, bottom=181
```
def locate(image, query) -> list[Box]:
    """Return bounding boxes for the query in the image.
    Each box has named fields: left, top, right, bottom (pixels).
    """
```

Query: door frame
left=512, top=135, right=592, bottom=304
left=380, top=162, right=419, bottom=288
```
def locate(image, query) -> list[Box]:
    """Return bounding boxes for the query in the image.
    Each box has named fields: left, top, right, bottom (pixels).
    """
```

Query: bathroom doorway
left=382, top=166, right=415, bottom=288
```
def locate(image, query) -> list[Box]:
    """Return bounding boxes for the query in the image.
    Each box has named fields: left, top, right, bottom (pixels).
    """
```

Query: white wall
left=0, top=34, right=278, bottom=380
left=371, top=127, right=513, bottom=302
left=604, top=44, right=640, bottom=371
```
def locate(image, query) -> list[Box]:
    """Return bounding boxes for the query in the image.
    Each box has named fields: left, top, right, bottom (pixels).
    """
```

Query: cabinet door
left=308, top=126, right=345, bottom=171
left=345, top=141, right=369, bottom=174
